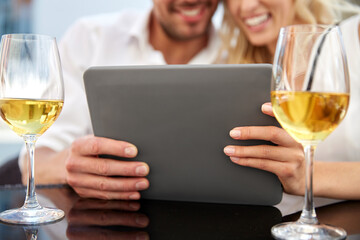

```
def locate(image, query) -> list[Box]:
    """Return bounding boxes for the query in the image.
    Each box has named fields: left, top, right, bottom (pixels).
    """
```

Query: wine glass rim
left=1, top=33, right=56, bottom=41
left=280, top=24, right=339, bottom=33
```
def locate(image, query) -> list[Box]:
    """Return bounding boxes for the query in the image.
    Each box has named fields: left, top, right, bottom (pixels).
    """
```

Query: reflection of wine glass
left=0, top=34, right=65, bottom=224
left=271, top=25, right=349, bottom=239
left=23, top=226, right=39, bottom=239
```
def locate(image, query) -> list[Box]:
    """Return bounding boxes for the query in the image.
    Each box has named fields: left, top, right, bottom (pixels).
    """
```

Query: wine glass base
left=0, top=206, right=64, bottom=225
left=272, top=222, right=346, bottom=240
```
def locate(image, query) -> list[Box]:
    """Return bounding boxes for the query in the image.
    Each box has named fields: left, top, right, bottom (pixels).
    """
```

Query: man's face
left=152, top=0, right=219, bottom=41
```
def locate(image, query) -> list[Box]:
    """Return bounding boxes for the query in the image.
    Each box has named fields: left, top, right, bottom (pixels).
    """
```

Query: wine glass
left=271, top=25, right=349, bottom=239
left=0, top=34, right=65, bottom=225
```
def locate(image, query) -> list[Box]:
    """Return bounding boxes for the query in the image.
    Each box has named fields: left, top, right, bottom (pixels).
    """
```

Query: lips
left=173, top=3, right=209, bottom=23
left=180, top=7, right=202, bottom=17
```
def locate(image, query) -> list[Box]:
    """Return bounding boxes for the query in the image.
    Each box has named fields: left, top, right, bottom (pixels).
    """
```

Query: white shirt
left=18, top=9, right=221, bottom=169
left=19, top=10, right=359, bottom=216
left=276, top=14, right=360, bottom=216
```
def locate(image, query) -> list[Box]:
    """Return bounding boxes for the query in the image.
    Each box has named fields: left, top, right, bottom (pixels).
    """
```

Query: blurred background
left=0, top=0, right=224, bottom=167
left=0, top=0, right=359, bottom=167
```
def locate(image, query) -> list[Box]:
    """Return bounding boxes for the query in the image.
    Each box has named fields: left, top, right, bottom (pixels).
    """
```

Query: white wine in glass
left=0, top=34, right=65, bottom=225
left=271, top=25, right=349, bottom=239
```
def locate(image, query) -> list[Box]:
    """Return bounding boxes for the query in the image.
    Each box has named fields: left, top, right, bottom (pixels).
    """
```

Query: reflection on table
left=0, top=185, right=360, bottom=239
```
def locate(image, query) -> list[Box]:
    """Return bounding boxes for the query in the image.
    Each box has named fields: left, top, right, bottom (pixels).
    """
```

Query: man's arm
left=21, top=147, right=68, bottom=185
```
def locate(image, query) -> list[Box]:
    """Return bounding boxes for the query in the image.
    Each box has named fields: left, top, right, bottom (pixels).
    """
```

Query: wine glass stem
left=23, top=135, right=41, bottom=209
left=24, top=227, right=38, bottom=240
left=299, top=144, right=318, bottom=224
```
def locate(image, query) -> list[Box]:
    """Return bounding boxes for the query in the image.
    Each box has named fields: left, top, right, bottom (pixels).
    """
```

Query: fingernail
left=136, top=166, right=149, bottom=176
left=129, top=193, right=140, bottom=200
left=224, top=146, right=235, bottom=155
left=230, top=156, right=240, bottom=163
left=136, top=181, right=148, bottom=190
left=262, top=103, right=272, bottom=112
left=129, top=202, right=140, bottom=210
left=230, top=129, right=241, bottom=138
left=136, top=215, right=149, bottom=227
left=125, top=146, right=137, bottom=157
left=136, top=232, right=149, bottom=240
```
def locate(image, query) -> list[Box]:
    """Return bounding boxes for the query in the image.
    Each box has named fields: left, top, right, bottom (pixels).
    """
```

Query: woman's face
left=226, top=0, right=298, bottom=51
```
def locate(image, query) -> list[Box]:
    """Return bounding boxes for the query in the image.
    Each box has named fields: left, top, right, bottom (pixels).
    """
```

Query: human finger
left=72, top=199, right=141, bottom=211
left=66, top=227, right=149, bottom=240
left=66, top=155, right=149, bottom=177
left=230, top=156, right=287, bottom=176
left=72, top=186, right=142, bottom=200
left=229, top=126, right=299, bottom=147
left=261, top=102, right=275, bottom=117
left=71, top=135, right=138, bottom=158
left=229, top=156, right=304, bottom=195
left=68, top=209, right=149, bottom=228
left=67, top=173, right=149, bottom=193
left=224, top=144, right=304, bottom=163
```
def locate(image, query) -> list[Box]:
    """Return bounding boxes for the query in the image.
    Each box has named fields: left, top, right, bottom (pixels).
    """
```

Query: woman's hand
left=223, top=103, right=306, bottom=196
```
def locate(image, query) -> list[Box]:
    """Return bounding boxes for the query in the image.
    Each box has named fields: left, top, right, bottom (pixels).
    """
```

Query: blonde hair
left=220, top=0, right=360, bottom=64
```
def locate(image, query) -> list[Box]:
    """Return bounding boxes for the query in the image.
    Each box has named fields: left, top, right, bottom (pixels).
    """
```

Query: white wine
left=271, top=91, right=349, bottom=144
left=0, top=98, right=63, bottom=136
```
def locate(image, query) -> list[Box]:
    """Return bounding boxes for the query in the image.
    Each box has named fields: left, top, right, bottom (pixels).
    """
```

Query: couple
left=19, top=0, right=360, bottom=215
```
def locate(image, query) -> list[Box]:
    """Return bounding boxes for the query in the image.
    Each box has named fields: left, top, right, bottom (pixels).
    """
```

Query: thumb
left=261, top=102, right=275, bottom=117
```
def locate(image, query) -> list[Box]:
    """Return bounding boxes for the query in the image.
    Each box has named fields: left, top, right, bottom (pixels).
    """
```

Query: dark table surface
left=0, top=184, right=360, bottom=240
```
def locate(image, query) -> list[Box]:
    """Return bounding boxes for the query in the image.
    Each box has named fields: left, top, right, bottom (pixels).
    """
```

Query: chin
left=247, top=38, right=266, bottom=47
left=247, top=33, right=275, bottom=48
left=176, top=25, right=209, bottom=40
left=178, top=31, right=207, bottom=41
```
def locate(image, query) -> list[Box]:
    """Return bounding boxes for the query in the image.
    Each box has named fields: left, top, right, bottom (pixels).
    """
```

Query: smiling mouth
left=245, top=13, right=270, bottom=27
left=180, top=7, right=202, bottom=17
left=173, top=1, right=213, bottom=20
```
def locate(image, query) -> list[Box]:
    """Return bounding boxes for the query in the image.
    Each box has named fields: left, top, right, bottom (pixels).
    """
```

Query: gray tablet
left=83, top=64, right=283, bottom=206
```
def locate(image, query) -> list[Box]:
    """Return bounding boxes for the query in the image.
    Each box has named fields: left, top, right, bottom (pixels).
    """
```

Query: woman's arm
left=314, top=161, right=360, bottom=199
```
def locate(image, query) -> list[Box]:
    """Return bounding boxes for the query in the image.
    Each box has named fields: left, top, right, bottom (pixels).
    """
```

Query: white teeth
left=181, top=8, right=201, bottom=17
left=245, top=14, right=269, bottom=26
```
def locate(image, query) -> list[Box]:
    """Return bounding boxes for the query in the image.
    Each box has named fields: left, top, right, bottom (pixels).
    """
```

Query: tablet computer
left=83, top=64, right=283, bottom=206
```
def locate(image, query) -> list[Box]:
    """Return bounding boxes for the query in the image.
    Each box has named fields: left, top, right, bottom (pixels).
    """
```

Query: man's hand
left=64, top=135, right=150, bottom=200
